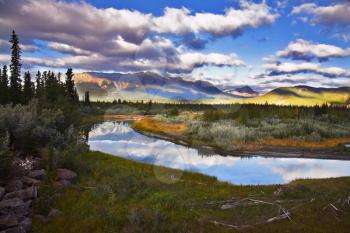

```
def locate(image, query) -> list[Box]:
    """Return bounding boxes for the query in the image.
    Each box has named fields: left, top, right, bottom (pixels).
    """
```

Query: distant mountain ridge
left=74, top=72, right=350, bottom=105
left=244, top=85, right=350, bottom=106
left=223, top=85, right=258, bottom=97
left=74, top=72, right=237, bottom=102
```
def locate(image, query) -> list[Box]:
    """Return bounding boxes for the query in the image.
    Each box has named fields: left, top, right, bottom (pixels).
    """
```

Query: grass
left=32, top=151, right=350, bottom=233
left=133, top=116, right=187, bottom=136
left=131, top=114, right=350, bottom=153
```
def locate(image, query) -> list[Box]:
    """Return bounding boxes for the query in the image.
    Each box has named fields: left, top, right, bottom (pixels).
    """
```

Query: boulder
left=48, top=208, right=62, bottom=218
left=0, top=198, right=29, bottom=217
left=28, top=170, right=46, bottom=180
left=0, top=187, right=5, bottom=200
left=19, top=218, right=31, bottom=232
left=5, top=180, right=23, bottom=193
left=0, top=215, right=18, bottom=230
left=56, top=169, right=77, bottom=181
left=4, top=187, right=37, bottom=201
left=21, top=177, right=40, bottom=187
left=53, top=180, right=72, bottom=190
left=0, top=226, right=26, bottom=233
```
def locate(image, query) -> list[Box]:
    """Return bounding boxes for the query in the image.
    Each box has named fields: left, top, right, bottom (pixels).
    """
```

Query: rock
left=48, top=208, right=62, bottom=218
left=5, top=180, right=23, bottom=193
left=0, top=226, right=26, bottom=233
left=19, top=218, right=31, bottom=232
left=53, top=180, right=72, bottom=190
left=56, top=169, right=77, bottom=181
left=0, top=215, right=18, bottom=230
left=24, top=200, right=32, bottom=209
left=0, top=187, right=5, bottom=200
left=4, top=187, right=38, bottom=201
left=28, top=170, right=46, bottom=180
left=21, top=177, right=40, bottom=187
left=0, top=198, right=29, bottom=217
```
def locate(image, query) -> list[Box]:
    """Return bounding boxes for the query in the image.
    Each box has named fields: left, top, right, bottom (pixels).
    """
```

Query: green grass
left=33, top=151, right=350, bottom=233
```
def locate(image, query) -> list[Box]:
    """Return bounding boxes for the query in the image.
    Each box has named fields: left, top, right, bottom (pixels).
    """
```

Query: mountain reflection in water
left=88, top=121, right=350, bottom=185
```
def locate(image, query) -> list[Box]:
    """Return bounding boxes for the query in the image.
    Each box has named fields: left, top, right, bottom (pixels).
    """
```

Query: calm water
left=88, top=121, right=350, bottom=185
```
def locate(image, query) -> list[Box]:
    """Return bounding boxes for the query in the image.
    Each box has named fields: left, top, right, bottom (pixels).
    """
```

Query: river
left=88, top=121, right=350, bottom=185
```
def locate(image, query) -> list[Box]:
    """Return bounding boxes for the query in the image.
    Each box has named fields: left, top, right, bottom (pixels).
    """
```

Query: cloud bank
left=276, top=39, right=350, bottom=62
left=0, top=0, right=276, bottom=73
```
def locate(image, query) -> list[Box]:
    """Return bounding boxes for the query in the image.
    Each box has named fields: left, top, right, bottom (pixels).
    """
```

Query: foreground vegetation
left=32, top=151, right=350, bottom=233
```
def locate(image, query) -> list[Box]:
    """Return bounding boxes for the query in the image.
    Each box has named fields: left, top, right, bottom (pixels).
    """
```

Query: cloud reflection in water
left=88, top=122, right=350, bottom=185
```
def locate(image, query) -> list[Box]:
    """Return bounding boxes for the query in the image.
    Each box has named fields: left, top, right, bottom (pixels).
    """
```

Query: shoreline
left=131, top=123, right=350, bottom=161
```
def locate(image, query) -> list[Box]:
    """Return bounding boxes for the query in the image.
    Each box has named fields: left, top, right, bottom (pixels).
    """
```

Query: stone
left=0, top=198, right=28, bottom=217
left=24, top=200, right=32, bottom=209
left=48, top=208, right=62, bottom=218
left=21, top=177, right=40, bottom=187
left=4, top=187, right=38, bottom=201
left=1, top=226, right=26, bottom=233
left=53, top=180, right=72, bottom=190
left=0, top=215, right=18, bottom=230
left=0, top=187, right=5, bottom=200
left=28, top=170, right=46, bottom=180
left=56, top=169, right=77, bottom=181
left=5, top=180, right=23, bottom=193
left=19, top=218, right=31, bottom=232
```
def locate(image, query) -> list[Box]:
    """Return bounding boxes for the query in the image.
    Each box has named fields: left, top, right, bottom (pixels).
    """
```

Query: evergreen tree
left=9, top=30, right=22, bottom=105
left=0, top=65, right=9, bottom=104
left=35, top=71, right=43, bottom=98
left=84, top=91, right=90, bottom=105
left=23, top=72, right=34, bottom=103
left=65, top=68, right=79, bottom=102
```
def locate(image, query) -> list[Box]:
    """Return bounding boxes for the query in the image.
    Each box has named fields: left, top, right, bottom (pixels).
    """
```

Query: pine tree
left=65, top=68, right=79, bottom=103
left=9, top=30, right=22, bottom=105
left=23, top=72, right=34, bottom=104
left=0, top=65, right=9, bottom=104
left=84, top=91, right=90, bottom=105
left=35, top=71, right=43, bottom=98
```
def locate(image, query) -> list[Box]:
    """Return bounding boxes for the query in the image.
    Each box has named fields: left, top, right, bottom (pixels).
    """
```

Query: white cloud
left=276, top=39, right=350, bottom=61
left=264, top=62, right=350, bottom=78
left=152, top=1, right=278, bottom=36
left=292, top=2, right=350, bottom=26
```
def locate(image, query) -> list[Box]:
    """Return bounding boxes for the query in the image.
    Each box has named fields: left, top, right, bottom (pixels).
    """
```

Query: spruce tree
left=9, top=30, right=22, bottom=105
left=35, top=71, right=43, bottom=98
left=23, top=72, right=34, bottom=103
left=65, top=68, right=79, bottom=103
left=84, top=91, right=90, bottom=105
left=0, top=65, right=9, bottom=104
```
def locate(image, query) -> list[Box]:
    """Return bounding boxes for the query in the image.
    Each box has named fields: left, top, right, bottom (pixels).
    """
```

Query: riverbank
left=32, top=150, right=350, bottom=233
left=131, top=115, right=350, bottom=160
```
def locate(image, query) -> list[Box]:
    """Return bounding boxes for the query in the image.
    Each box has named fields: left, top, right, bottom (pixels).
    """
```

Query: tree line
left=0, top=30, right=79, bottom=106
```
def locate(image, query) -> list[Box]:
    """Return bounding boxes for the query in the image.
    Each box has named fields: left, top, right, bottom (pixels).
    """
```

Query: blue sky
left=0, top=0, right=350, bottom=92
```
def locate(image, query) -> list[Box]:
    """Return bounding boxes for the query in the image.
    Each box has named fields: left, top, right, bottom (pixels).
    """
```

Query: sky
left=0, top=0, right=350, bottom=92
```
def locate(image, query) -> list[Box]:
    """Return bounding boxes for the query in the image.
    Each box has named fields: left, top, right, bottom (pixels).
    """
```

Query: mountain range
left=74, top=72, right=350, bottom=106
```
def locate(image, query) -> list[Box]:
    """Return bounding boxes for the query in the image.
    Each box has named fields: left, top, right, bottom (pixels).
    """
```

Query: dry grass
left=103, top=114, right=146, bottom=121
left=255, top=138, right=350, bottom=149
left=133, top=117, right=187, bottom=136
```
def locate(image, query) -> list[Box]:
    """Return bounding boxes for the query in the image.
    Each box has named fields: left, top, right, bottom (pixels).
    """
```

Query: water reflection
left=88, top=121, right=350, bottom=185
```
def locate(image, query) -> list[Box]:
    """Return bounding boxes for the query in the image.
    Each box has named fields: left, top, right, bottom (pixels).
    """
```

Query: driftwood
left=208, top=220, right=244, bottom=230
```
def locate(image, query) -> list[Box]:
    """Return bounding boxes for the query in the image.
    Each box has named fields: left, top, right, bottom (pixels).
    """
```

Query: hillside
left=240, top=85, right=350, bottom=106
